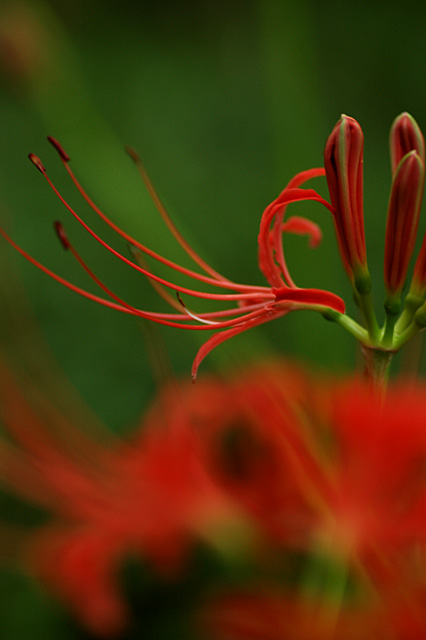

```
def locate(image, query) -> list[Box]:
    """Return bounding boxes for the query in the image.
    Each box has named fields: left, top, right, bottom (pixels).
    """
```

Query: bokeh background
left=0, top=0, right=426, bottom=637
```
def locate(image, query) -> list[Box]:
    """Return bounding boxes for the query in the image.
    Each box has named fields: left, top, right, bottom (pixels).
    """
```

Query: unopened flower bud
left=324, top=115, right=367, bottom=282
left=384, top=150, right=424, bottom=301
left=390, top=112, right=425, bottom=174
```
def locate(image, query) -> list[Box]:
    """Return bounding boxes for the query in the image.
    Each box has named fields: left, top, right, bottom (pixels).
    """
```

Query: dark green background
left=0, top=1, right=426, bottom=637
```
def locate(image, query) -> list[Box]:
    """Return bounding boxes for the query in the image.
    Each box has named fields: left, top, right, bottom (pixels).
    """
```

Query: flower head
left=7, top=114, right=426, bottom=379
left=1, top=137, right=345, bottom=378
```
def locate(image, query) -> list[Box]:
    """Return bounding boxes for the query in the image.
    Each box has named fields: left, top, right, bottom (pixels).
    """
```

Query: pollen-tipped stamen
left=28, top=153, right=46, bottom=174
left=30, top=161, right=273, bottom=304
left=46, top=136, right=236, bottom=289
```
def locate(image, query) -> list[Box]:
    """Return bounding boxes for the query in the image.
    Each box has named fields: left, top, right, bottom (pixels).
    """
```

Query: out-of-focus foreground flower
left=198, top=366, right=426, bottom=640
left=2, top=355, right=426, bottom=638
left=0, top=354, right=252, bottom=636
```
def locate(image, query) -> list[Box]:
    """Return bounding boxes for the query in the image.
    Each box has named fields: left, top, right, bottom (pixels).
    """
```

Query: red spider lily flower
left=3, top=353, right=426, bottom=637
left=324, top=115, right=368, bottom=286
left=196, top=370, right=426, bottom=640
left=196, top=365, right=426, bottom=639
left=149, top=360, right=426, bottom=570
left=206, top=363, right=426, bottom=563
left=147, top=359, right=321, bottom=551
left=0, top=138, right=345, bottom=378
left=7, top=113, right=426, bottom=381
left=0, top=358, right=249, bottom=636
left=384, top=114, right=425, bottom=305
left=322, top=379, right=426, bottom=572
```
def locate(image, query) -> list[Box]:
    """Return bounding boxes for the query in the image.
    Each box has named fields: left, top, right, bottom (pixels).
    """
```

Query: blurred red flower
left=0, top=358, right=248, bottom=636
left=2, top=356, right=426, bottom=638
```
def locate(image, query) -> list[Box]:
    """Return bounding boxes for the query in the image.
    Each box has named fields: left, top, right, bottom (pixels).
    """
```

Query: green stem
left=394, top=302, right=426, bottom=350
left=395, top=292, right=424, bottom=334
left=353, top=271, right=380, bottom=343
left=317, top=560, right=349, bottom=639
left=301, top=547, right=349, bottom=639
left=381, top=309, right=399, bottom=348
left=361, top=345, right=395, bottom=390
left=393, top=321, right=421, bottom=350
left=358, top=289, right=380, bottom=343
left=322, top=311, right=369, bottom=343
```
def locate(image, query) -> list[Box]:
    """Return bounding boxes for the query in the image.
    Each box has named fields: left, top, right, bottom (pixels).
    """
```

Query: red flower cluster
left=2, top=356, right=426, bottom=638
left=2, top=113, right=426, bottom=379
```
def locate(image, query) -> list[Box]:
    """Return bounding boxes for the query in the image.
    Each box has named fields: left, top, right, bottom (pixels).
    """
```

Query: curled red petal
left=281, top=216, right=322, bottom=248
left=258, top=187, right=334, bottom=288
left=191, top=310, right=288, bottom=380
left=260, top=188, right=334, bottom=234
left=285, top=167, right=326, bottom=189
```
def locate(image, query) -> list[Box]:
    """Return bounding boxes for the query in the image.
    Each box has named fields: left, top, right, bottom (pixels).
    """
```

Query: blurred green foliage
left=1, top=0, right=426, bottom=636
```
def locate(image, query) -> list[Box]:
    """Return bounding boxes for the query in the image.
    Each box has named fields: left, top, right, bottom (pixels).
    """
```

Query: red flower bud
left=390, top=112, right=425, bottom=173
left=384, top=150, right=424, bottom=299
left=324, top=115, right=367, bottom=281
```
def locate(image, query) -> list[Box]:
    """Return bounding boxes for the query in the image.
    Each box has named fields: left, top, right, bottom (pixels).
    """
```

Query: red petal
left=281, top=216, right=322, bottom=248
left=273, top=287, right=346, bottom=314
left=285, top=167, right=326, bottom=189
left=191, top=310, right=288, bottom=380
left=258, top=187, right=334, bottom=288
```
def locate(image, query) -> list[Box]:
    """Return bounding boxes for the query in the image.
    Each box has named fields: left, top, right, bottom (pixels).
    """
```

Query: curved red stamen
left=40, top=170, right=272, bottom=303
left=21, top=141, right=350, bottom=377
left=47, top=137, right=256, bottom=293
left=125, top=145, right=228, bottom=282
left=0, top=223, right=279, bottom=331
